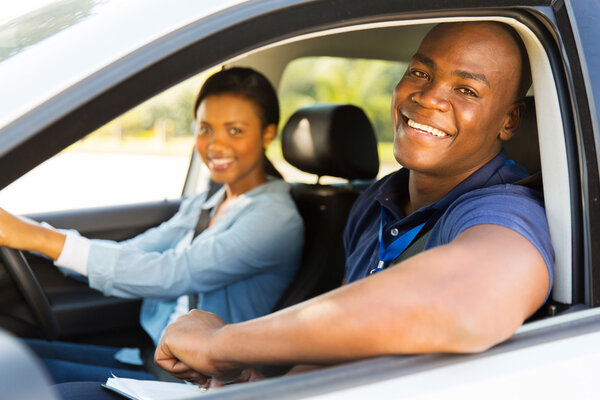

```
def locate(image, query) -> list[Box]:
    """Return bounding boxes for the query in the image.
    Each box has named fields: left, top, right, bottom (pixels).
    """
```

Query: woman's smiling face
left=195, top=94, right=275, bottom=196
left=391, top=23, right=523, bottom=179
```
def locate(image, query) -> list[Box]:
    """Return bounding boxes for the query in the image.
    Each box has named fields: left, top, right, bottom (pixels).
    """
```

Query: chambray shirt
left=57, top=179, right=303, bottom=359
left=344, top=150, right=554, bottom=297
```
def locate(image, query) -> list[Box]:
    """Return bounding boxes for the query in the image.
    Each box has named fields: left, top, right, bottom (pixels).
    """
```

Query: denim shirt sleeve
left=116, top=193, right=207, bottom=252
left=86, top=187, right=304, bottom=299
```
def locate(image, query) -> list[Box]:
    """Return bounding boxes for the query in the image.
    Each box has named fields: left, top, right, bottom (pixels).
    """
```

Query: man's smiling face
left=392, top=22, right=524, bottom=178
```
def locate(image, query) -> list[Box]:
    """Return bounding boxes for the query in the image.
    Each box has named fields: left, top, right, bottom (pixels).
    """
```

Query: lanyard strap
left=370, top=209, right=428, bottom=275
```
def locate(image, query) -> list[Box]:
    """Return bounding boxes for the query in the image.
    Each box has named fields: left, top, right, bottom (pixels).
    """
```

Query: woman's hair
left=193, top=67, right=280, bottom=128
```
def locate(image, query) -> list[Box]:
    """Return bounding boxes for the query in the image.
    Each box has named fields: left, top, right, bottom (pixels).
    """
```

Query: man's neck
left=402, top=170, right=473, bottom=216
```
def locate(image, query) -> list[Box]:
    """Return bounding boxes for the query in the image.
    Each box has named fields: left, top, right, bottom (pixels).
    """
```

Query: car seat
left=504, top=96, right=540, bottom=175
left=502, top=97, right=567, bottom=317
left=272, top=103, right=379, bottom=311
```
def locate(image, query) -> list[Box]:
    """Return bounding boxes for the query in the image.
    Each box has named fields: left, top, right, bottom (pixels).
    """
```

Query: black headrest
left=281, top=104, right=379, bottom=180
left=504, top=96, right=540, bottom=174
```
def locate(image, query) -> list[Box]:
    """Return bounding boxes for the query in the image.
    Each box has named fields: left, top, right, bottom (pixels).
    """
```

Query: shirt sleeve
left=115, top=195, right=204, bottom=252
left=51, top=195, right=202, bottom=275
left=54, top=231, right=91, bottom=275
left=430, top=184, right=555, bottom=293
left=86, top=195, right=304, bottom=299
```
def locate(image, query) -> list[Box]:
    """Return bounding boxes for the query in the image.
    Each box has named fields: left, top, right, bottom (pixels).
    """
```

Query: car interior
left=229, top=17, right=575, bottom=311
left=0, top=13, right=578, bottom=391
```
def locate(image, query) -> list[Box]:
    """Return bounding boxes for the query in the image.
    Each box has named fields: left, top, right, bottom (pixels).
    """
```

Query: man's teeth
left=407, top=119, right=448, bottom=137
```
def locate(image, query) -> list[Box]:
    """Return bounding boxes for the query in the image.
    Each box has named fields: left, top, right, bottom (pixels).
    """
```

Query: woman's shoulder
left=257, top=178, right=292, bottom=193
left=246, top=179, right=301, bottom=219
left=247, top=179, right=293, bottom=202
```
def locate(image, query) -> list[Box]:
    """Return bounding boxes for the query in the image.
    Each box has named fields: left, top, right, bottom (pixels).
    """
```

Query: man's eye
left=228, top=127, right=243, bottom=135
left=411, top=69, right=429, bottom=79
left=457, top=87, right=478, bottom=97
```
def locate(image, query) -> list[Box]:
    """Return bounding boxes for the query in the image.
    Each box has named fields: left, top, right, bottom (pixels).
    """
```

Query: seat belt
left=144, top=207, right=214, bottom=382
left=187, top=208, right=213, bottom=310
left=392, top=229, right=433, bottom=264
left=513, top=171, right=543, bottom=189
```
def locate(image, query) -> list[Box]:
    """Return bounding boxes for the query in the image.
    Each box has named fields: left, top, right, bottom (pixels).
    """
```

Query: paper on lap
left=103, top=376, right=206, bottom=400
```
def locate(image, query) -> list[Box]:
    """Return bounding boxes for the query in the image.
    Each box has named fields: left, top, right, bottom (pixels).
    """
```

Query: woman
left=0, top=67, right=304, bottom=383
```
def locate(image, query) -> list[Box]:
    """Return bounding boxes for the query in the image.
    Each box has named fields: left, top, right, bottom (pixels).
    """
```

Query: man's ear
left=262, top=124, right=277, bottom=148
left=499, top=102, right=525, bottom=141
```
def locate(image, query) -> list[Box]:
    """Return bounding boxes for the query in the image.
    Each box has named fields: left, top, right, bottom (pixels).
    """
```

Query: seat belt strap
left=188, top=208, right=213, bottom=310
left=391, top=229, right=433, bottom=264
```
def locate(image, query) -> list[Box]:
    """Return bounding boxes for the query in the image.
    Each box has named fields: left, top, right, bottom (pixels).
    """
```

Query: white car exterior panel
left=0, top=0, right=247, bottom=132
left=306, top=331, right=600, bottom=400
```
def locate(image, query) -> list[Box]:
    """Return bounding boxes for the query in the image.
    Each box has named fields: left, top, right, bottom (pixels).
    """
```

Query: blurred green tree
left=278, top=57, right=408, bottom=142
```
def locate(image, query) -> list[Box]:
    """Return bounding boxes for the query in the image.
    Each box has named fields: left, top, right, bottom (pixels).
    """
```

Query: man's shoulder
left=433, top=182, right=548, bottom=243
left=453, top=182, right=544, bottom=208
left=430, top=182, right=555, bottom=289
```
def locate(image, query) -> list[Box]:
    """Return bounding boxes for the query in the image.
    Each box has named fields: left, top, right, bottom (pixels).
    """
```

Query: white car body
left=1, top=0, right=599, bottom=398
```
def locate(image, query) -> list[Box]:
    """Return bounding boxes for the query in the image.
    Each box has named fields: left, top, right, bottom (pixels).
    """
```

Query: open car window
left=222, top=16, right=573, bottom=307
left=0, top=71, right=215, bottom=215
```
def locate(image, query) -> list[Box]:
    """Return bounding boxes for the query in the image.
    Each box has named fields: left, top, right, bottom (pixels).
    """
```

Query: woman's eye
left=197, top=126, right=210, bottom=135
left=228, top=127, right=243, bottom=135
left=457, top=87, right=478, bottom=97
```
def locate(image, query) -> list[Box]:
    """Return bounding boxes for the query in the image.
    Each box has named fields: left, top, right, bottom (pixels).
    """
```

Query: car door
left=0, top=142, right=195, bottom=344
left=0, top=85, right=207, bottom=344
left=2, top=0, right=600, bottom=397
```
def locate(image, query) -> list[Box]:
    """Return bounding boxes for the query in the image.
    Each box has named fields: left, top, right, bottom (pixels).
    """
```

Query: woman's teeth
left=209, top=157, right=235, bottom=170
left=210, top=158, right=234, bottom=166
left=407, top=119, right=448, bottom=137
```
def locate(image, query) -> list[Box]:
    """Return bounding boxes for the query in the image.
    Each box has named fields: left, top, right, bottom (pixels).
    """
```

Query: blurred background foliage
left=89, top=57, right=407, bottom=145
left=279, top=57, right=408, bottom=142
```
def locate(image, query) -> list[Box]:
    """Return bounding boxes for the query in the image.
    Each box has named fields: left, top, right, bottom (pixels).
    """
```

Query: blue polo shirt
left=343, top=150, right=554, bottom=294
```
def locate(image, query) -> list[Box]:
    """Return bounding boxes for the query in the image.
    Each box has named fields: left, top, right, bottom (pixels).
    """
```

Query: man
left=154, top=21, right=554, bottom=385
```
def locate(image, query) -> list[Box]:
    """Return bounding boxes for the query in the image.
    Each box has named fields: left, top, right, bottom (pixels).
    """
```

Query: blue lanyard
left=369, top=209, right=428, bottom=275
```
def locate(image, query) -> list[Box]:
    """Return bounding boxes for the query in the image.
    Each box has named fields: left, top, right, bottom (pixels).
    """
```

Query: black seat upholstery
left=272, top=104, right=379, bottom=311
left=504, top=96, right=540, bottom=174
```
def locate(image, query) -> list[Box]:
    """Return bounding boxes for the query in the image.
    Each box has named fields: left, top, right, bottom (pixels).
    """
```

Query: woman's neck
left=224, top=172, right=268, bottom=199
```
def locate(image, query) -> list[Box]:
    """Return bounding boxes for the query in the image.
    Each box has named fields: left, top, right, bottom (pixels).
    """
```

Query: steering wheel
left=0, top=247, right=59, bottom=340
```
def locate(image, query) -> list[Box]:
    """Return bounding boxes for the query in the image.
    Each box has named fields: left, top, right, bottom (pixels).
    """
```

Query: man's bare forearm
left=161, top=225, right=549, bottom=376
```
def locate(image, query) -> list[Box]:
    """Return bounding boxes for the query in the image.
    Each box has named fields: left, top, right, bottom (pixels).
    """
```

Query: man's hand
left=155, top=310, right=244, bottom=382
left=154, top=340, right=211, bottom=387
left=209, top=367, right=265, bottom=389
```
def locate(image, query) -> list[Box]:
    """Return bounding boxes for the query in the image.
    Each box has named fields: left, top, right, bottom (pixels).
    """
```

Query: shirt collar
left=201, top=178, right=288, bottom=210
left=202, top=186, right=226, bottom=210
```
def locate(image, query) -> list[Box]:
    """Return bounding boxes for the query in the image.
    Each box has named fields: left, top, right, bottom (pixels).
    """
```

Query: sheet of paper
left=103, top=376, right=206, bottom=400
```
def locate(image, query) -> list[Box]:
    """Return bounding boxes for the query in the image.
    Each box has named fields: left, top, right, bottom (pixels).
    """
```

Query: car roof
left=0, top=0, right=247, bottom=131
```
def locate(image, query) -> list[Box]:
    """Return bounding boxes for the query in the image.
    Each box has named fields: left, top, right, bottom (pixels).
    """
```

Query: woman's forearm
left=0, top=208, right=66, bottom=260
left=31, top=225, right=67, bottom=260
